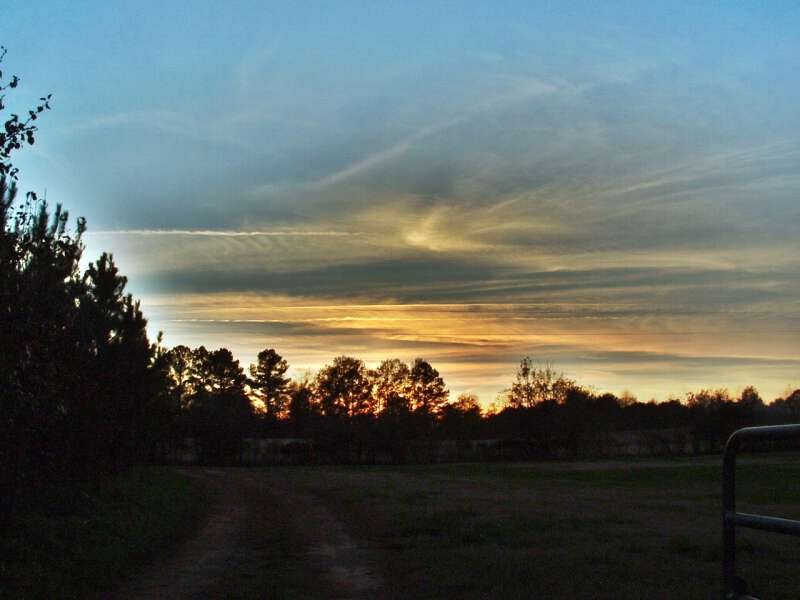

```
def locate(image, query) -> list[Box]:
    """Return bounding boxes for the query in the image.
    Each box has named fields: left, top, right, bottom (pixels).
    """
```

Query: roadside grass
left=0, top=467, right=206, bottom=600
left=258, top=458, right=800, bottom=599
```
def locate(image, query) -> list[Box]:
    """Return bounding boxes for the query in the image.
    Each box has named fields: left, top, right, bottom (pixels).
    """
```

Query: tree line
left=492, top=361, right=800, bottom=458
left=157, top=346, right=800, bottom=464
left=161, top=347, right=471, bottom=463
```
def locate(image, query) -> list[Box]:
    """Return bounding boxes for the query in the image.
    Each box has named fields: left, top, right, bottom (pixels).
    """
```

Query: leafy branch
left=0, top=46, right=52, bottom=179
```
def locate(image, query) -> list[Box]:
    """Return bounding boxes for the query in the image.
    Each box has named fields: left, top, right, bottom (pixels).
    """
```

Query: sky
left=4, top=2, right=800, bottom=404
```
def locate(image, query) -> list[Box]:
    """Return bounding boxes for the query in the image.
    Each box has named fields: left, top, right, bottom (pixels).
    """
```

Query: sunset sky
left=5, top=2, right=800, bottom=404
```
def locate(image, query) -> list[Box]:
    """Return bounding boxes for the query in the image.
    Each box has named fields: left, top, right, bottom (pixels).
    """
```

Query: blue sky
left=4, top=2, right=800, bottom=403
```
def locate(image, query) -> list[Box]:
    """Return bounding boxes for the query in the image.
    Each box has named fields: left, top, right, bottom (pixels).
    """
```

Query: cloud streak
left=87, top=229, right=360, bottom=237
left=313, top=78, right=559, bottom=188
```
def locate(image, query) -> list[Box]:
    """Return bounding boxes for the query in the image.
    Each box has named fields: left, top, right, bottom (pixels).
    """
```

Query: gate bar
left=723, top=424, right=800, bottom=600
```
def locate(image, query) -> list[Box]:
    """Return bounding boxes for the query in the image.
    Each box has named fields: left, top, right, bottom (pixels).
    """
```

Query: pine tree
left=249, top=348, right=290, bottom=418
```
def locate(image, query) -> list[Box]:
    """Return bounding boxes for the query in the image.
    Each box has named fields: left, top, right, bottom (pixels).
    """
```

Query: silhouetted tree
left=770, top=389, right=800, bottom=423
left=560, top=386, right=600, bottom=457
left=440, top=392, right=483, bottom=439
left=250, top=348, right=290, bottom=418
left=0, top=58, right=64, bottom=487
left=1, top=181, right=86, bottom=517
left=77, top=252, right=163, bottom=471
left=508, top=356, right=537, bottom=408
left=454, top=392, right=481, bottom=414
left=1, top=164, right=167, bottom=515
left=187, top=347, right=253, bottom=464
left=506, top=358, right=574, bottom=407
left=2, top=38, right=180, bottom=471
left=288, top=376, right=317, bottom=436
left=738, top=385, right=764, bottom=413
left=372, top=358, right=411, bottom=416
left=408, top=358, right=449, bottom=417
left=0, top=46, right=51, bottom=179
left=686, top=388, right=734, bottom=452
left=195, top=347, right=248, bottom=395
left=164, top=344, right=195, bottom=409
left=315, top=356, right=373, bottom=419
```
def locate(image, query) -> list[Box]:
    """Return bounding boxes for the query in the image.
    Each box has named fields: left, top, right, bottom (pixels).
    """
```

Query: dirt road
left=115, top=468, right=384, bottom=600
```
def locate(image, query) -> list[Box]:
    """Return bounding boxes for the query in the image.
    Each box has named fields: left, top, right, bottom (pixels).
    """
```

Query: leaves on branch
left=0, top=47, right=51, bottom=179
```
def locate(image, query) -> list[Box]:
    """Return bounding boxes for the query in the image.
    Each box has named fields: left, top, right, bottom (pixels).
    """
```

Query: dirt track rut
left=115, top=468, right=383, bottom=600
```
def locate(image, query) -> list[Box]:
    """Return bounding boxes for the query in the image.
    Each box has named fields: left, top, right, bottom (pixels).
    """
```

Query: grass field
left=4, top=458, right=798, bottom=599
left=0, top=468, right=206, bottom=600
left=256, top=457, right=800, bottom=599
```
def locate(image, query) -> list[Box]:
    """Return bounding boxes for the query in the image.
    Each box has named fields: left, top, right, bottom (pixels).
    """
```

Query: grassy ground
left=4, top=459, right=797, bottom=599
left=0, top=468, right=206, bottom=599
left=256, top=457, right=800, bottom=599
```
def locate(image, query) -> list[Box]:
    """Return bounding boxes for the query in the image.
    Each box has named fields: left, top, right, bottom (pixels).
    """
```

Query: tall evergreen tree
left=187, top=347, right=253, bottom=464
left=250, top=348, right=290, bottom=418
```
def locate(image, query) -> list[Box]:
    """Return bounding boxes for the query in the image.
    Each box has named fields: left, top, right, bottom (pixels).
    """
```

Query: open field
left=6, top=457, right=800, bottom=599
left=123, top=456, right=800, bottom=599
left=248, top=457, right=800, bottom=599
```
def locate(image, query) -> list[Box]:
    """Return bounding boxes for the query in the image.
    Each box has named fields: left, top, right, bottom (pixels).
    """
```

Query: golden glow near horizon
left=130, top=289, right=800, bottom=407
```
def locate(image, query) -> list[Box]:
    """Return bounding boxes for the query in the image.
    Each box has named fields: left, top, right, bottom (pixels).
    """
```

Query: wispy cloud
left=313, top=116, right=465, bottom=188
left=313, top=78, right=559, bottom=188
left=87, top=229, right=360, bottom=237
left=59, top=110, right=256, bottom=151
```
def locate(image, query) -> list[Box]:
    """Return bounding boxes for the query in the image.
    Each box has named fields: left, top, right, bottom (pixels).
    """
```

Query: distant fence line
left=161, top=428, right=699, bottom=466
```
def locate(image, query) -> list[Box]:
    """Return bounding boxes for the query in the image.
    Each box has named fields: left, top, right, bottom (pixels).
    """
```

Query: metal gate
left=723, top=424, right=800, bottom=600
